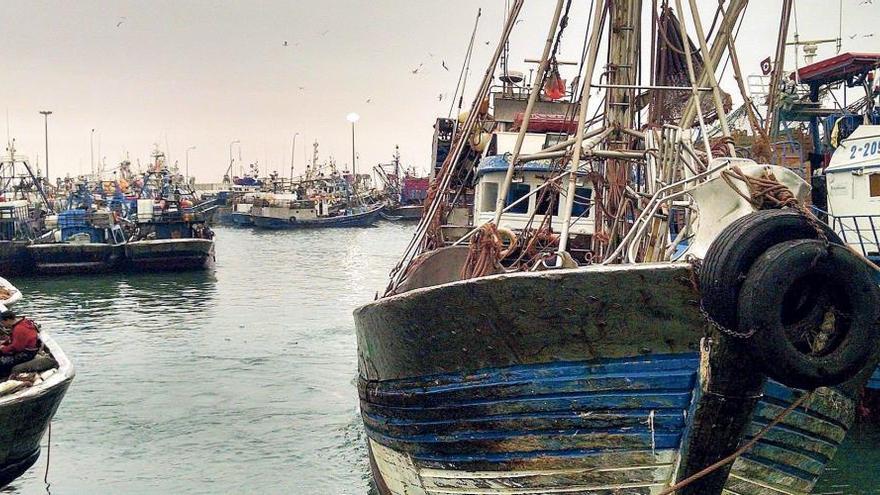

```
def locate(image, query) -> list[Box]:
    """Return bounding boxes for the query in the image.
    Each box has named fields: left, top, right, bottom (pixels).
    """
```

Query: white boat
left=0, top=277, right=21, bottom=312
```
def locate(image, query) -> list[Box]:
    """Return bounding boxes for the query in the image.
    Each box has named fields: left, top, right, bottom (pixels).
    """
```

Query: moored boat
left=0, top=331, right=74, bottom=488
left=355, top=2, right=880, bottom=494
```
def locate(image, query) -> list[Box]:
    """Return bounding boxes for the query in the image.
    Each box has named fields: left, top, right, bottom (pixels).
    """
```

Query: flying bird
left=438, top=93, right=445, bottom=101
left=366, top=98, right=372, bottom=103
left=116, top=17, right=126, bottom=27
left=298, top=86, right=306, bottom=91
left=320, top=30, right=330, bottom=36
left=412, top=63, right=424, bottom=74
left=850, top=34, right=859, bottom=39
left=485, top=41, right=491, bottom=45
left=283, top=41, right=289, bottom=46
left=865, top=33, right=876, bottom=38
left=442, top=60, right=449, bottom=71
left=861, top=0, right=872, bottom=4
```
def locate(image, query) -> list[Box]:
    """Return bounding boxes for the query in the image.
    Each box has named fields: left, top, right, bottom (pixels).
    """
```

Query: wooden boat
left=125, top=238, right=214, bottom=271
left=26, top=210, right=127, bottom=275
left=355, top=2, right=880, bottom=494
left=0, top=331, right=75, bottom=488
left=252, top=202, right=383, bottom=229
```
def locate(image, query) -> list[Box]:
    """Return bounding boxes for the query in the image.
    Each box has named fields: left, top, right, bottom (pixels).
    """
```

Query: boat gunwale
left=0, top=331, right=75, bottom=407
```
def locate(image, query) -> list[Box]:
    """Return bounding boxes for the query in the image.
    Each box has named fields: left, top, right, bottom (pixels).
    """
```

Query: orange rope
left=461, top=223, right=504, bottom=279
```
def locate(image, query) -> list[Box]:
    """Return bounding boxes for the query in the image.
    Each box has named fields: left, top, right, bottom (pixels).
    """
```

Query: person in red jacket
left=0, top=310, right=40, bottom=376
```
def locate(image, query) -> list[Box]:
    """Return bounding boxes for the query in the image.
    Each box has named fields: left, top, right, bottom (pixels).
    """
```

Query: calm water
left=4, top=223, right=413, bottom=494
left=2, top=223, right=877, bottom=494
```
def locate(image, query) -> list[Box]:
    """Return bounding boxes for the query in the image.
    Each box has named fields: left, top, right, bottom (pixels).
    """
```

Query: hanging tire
left=738, top=239, right=880, bottom=389
left=700, top=209, right=842, bottom=329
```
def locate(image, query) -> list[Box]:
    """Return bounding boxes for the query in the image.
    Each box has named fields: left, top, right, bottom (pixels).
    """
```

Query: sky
left=2, top=0, right=879, bottom=183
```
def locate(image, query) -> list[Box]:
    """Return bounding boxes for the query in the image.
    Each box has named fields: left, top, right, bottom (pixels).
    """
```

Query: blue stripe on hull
left=868, top=365, right=880, bottom=389
left=252, top=207, right=382, bottom=229
left=360, top=354, right=700, bottom=466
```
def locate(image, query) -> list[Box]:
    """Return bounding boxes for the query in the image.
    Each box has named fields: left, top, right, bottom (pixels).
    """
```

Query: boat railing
left=825, top=212, right=880, bottom=258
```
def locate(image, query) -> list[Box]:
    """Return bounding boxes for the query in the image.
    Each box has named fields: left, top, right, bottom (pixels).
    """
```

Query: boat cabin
left=473, top=131, right=594, bottom=236
left=825, top=125, right=880, bottom=258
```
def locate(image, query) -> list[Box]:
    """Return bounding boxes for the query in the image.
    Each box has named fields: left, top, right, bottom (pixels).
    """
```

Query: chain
left=689, top=256, right=756, bottom=339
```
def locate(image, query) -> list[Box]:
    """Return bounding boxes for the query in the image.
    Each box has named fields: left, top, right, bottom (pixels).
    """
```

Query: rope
left=658, top=391, right=813, bottom=494
left=461, top=223, right=504, bottom=279
left=720, top=165, right=799, bottom=210
left=43, top=420, right=52, bottom=488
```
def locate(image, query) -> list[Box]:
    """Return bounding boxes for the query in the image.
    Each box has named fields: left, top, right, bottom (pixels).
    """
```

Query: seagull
left=438, top=93, right=444, bottom=101
left=865, top=33, right=875, bottom=38
left=116, top=16, right=126, bottom=27
left=442, top=60, right=449, bottom=71
left=298, top=86, right=306, bottom=91
left=850, top=34, right=859, bottom=39
left=860, top=0, right=872, bottom=4
left=412, top=63, right=424, bottom=74
left=283, top=41, right=289, bottom=46
left=366, top=98, right=372, bottom=104
left=428, top=52, right=435, bottom=59
left=485, top=41, right=491, bottom=45
left=320, top=30, right=330, bottom=36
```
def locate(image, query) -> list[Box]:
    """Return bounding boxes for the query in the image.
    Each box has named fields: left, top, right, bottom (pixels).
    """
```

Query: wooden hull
left=0, top=241, right=33, bottom=276
left=125, top=239, right=214, bottom=272
left=382, top=205, right=423, bottom=221
left=27, top=243, right=125, bottom=275
left=0, top=333, right=75, bottom=488
left=355, top=264, right=868, bottom=495
left=252, top=205, right=383, bottom=229
left=230, top=212, right=253, bottom=226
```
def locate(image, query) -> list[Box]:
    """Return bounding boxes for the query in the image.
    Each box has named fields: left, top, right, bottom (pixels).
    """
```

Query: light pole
left=186, top=146, right=196, bottom=182
left=346, top=113, right=360, bottom=177
left=290, top=132, right=299, bottom=181
left=90, top=129, right=96, bottom=177
left=227, top=139, right=240, bottom=179
left=39, top=111, right=52, bottom=180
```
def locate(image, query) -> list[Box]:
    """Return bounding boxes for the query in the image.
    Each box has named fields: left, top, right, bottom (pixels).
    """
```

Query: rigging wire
left=449, top=9, right=482, bottom=118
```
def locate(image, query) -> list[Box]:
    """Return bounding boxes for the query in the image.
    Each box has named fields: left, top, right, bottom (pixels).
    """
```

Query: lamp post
left=227, top=139, right=240, bottom=180
left=39, top=111, right=52, bottom=180
left=346, top=113, right=360, bottom=177
left=186, top=146, right=196, bottom=182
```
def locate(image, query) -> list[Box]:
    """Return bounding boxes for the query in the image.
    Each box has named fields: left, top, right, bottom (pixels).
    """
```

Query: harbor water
left=3, top=223, right=878, bottom=494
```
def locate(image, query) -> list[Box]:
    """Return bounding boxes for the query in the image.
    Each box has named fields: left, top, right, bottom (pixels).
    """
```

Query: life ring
left=700, top=209, right=843, bottom=330
left=737, top=239, right=880, bottom=389
left=497, top=227, right=518, bottom=258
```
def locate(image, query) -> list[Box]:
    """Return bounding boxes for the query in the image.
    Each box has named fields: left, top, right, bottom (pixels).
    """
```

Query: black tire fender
left=700, top=209, right=843, bottom=329
left=738, top=239, right=880, bottom=389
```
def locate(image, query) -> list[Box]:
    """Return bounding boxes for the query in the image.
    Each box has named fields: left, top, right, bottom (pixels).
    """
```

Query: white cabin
left=473, top=132, right=594, bottom=235
left=825, top=125, right=880, bottom=256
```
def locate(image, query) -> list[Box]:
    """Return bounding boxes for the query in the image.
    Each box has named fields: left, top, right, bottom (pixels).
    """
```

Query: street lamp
left=39, top=111, right=52, bottom=180
left=186, top=146, right=196, bottom=182
left=346, top=113, right=360, bottom=176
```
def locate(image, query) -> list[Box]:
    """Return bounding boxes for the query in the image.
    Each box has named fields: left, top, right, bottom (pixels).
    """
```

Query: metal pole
left=290, top=133, right=299, bottom=181
left=493, top=0, right=566, bottom=225
left=90, top=129, right=95, bottom=177
left=351, top=122, right=356, bottom=177
left=559, top=0, right=607, bottom=254
left=186, top=146, right=196, bottom=181
left=40, top=111, right=52, bottom=180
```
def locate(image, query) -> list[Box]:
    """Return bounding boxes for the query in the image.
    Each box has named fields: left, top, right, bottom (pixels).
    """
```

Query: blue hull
left=355, top=264, right=865, bottom=495
left=251, top=206, right=382, bottom=229
left=230, top=212, right=253, bottom=226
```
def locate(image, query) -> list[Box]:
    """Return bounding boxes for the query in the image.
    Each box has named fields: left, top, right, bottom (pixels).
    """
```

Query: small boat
left=0, top=143, right=51, bottom=275
left=0, top=277, right=21, bottom=311
left=126, top=198, right=215, bottom=272
left=0, top=331, right=75, bottom=488
left=374, top=147, right=428, bottom=222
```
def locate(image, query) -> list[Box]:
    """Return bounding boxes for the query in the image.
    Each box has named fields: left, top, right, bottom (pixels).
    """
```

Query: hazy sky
left=3, top=0, right=878, bottom=182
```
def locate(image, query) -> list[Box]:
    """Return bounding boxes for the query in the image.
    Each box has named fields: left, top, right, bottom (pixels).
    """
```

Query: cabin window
left=535, top=189, right=560, bottom=216
left=481, top=182, right=499, bottom=212
left=870, top=174, right=880, bottom=197
left=505, top=183, right=530, bottom=214
left=571, top=187, right=593, bottom=217
left=543, top=133, right=567, bottom=149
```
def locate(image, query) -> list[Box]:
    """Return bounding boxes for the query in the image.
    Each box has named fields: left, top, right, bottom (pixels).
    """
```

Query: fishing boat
left=0, top=286, right=75, bottom=488
left=126, top=168, right=215, bottom=272
left=249, top=172, right=383, bottom=229
left=0, top=143, right=51, bottom=275
left=355, top=2, right=880, bottom=494
left=28, top=208, right=127, bottom=275
left=374, top=147, right=429, bottom=221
